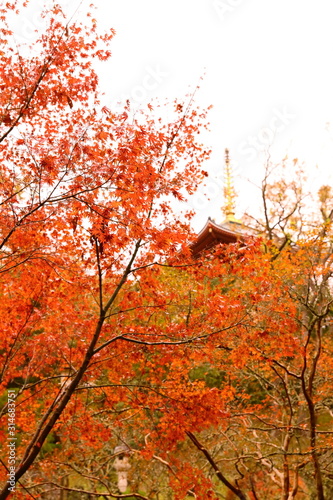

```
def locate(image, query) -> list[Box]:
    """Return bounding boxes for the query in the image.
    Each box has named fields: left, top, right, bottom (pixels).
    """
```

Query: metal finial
left=223, top=148, right=237, bottom=221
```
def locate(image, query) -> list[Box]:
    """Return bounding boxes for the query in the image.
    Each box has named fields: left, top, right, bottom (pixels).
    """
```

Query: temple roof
left=190, top=217, right=244, bottom=256
left=190, top=149, right=256, bottom=256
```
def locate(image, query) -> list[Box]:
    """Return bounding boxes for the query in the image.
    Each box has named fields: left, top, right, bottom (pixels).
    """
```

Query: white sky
left=17, top=0, right=333, bottom=230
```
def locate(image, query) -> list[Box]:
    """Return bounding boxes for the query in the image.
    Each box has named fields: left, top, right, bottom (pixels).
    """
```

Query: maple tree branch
left=35, top=484, right=149, bottom=499
left=0, top=460, right=37, bottom=499
left=101, top=319, right=244, bottom=348
left=94, top=235, right=104, bottom=312
left=156, top=261, right=198, bottom=269
left=0, top=297, right=39, bottom=385
left=104, top=302, right=173, bottom=319
left=27, top=464, right=114, bottom=498
left=186, top=290, right=192, bottom=327
left=186, top=431, right=249, bottom=500
left=270, top=359, right=301, bottom=380
left=0, top=252, right=39, bottom=274
left=271, top=366, right=294, bottom=420
left=0, top=61, right=49, bottom=143
left=289, top=466, right=299, bottom=499
left=75, top=382, right=184, bottom=408
left=115, top=336, right=198, bottom=346
left=299, top=318, right=325, bottom=500
left=249, top=476, right=261, bottom=500
left=0, top=7, right=82, bottom=144
left=0, top=239, right=144, bottom=499
left=158, top=91, right=198, bottom=174
left=0, top=180, right=33, bottom=207
left=308, top=318, right=323, bottom=397
left=251, top=364, right=296, bottom=499
left=103, top=239, right=142, bottom=314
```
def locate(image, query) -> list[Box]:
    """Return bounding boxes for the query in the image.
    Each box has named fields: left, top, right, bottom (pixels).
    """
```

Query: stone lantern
left=113, top=444, right=131, bottom=493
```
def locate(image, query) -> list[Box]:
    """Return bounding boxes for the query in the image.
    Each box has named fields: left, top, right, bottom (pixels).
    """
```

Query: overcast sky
left=17, top=0, right=333, bottom=230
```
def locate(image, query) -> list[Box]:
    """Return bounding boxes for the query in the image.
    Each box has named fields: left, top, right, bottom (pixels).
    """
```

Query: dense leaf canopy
left=0, top=2, right=333, bottom=500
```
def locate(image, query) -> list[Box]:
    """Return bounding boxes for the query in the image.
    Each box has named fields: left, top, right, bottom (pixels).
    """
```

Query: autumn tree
left=0, top=2, right=224, bottom=498
left=173, top=164, right=333, bottom=500
left=1, top=3, right=333, bottom=500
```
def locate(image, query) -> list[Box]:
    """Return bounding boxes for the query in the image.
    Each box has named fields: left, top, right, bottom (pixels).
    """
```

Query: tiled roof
left=190, top=218, right=242, bottom=256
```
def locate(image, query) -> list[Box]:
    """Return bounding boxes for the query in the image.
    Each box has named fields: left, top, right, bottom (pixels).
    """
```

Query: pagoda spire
left=223, top=148, right=237, bottom=222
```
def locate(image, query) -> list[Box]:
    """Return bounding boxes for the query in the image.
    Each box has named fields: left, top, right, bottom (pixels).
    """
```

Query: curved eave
left=190, top=218, right=240, bottom=256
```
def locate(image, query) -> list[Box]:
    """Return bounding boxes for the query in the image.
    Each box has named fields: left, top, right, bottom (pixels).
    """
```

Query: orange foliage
left=1, top=2, right=333, bottom=500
